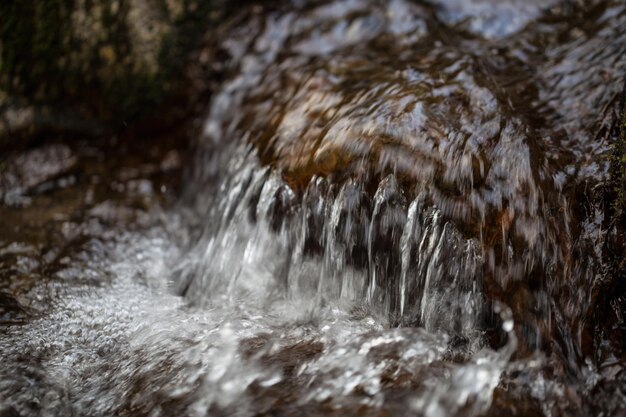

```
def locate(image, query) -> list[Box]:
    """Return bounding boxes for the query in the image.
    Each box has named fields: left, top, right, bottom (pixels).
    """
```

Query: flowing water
left=1, top=0, right=626, bottom=416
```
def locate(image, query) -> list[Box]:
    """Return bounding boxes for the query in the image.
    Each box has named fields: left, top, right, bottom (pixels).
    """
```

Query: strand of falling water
left=367, top=198, right=378, bottom=306
left=419, top=209, right=442, bottom=329
left=366, top=175, right=407, bottom=317
left=399, top=198, right=420, bottom=318
left=326, top=179, right=363, bottom=302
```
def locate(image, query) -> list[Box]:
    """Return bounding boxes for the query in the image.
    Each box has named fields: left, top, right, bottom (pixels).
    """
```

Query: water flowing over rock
left=194, top=0, right=626, bottom=364
left=0, top=0, right=625, bottom=416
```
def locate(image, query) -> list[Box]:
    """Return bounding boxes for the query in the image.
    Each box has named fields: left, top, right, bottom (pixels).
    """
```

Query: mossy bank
left=0, top=0, right=230, bottom=144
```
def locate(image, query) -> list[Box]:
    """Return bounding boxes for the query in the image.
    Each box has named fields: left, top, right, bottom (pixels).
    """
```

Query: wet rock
left=0, top=405, right=23, bottom=417
left=0, top=292, right=30, bottom=326
left=0, top=144, right=77, bottom=205
left=595, top=95, right=626, bottom=359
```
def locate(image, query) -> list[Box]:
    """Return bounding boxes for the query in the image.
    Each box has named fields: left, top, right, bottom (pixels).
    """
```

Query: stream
left=1, top=1, right=625, bottom=416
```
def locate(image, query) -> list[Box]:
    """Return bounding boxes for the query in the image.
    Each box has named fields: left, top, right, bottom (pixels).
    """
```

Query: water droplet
left=503, top=319, right=514, bottom=332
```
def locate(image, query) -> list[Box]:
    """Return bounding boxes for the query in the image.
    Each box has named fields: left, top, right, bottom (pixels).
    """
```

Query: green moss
left=157, top=1, right=219, bottom=81
left=0, top=1, right=74, bottom=99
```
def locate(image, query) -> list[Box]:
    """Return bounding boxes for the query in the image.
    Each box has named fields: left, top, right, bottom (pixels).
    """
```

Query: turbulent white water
left=0, top=209, right=517, bottom=416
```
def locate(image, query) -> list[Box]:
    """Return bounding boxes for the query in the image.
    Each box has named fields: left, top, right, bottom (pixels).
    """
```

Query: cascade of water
left=180, top=148, right=488, bottom=344
left=187, top=0, right=626, bottom=374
